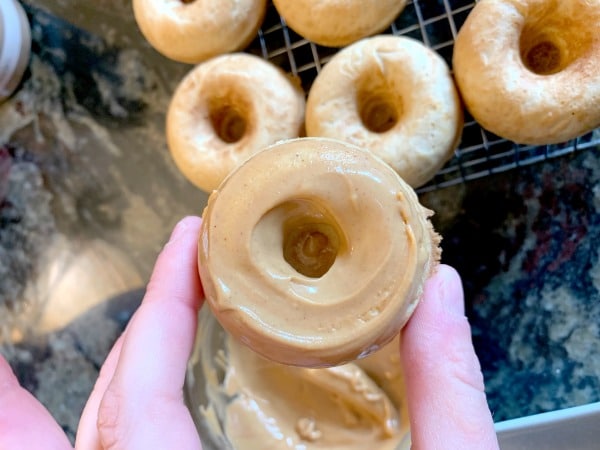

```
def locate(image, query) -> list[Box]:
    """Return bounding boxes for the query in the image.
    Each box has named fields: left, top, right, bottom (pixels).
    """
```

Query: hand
left=401, top=264, right=500, bottom=450
left=0, top=218, right=499, bottom=450
left=0, top=216, right=205, bottom=450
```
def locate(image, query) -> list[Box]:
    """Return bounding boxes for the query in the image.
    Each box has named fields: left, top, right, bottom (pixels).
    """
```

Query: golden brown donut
left=198, top=137, right=440, bottom=367
left=133, top=0, right=266, bottom=64
left=306, top=35, right=463, bottom=188
left=167, top=53, right=305, bottom=192
left=453, top=0, right=600, bottom=144
left=273, top=0, right=407, bottom=47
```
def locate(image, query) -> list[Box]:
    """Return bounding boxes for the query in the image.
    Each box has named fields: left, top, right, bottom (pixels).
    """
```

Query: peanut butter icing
left=198, top=138, right=440, bottom=367
left=185, top=308, right=411, bottom=449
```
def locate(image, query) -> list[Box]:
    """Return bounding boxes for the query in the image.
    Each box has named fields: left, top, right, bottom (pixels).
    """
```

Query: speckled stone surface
left=2, top=290, right=143, bottom=441
left=421, top=149, right=600, bottom=421
left=0, top=0, right=599, bottom=445
left=1, top=1, right=200, bottom=441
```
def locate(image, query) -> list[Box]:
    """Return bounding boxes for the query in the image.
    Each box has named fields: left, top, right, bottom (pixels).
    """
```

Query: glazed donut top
left=198, top=138, right=440, bottom=367
left=273, top=0, right=407, bottom=47
left=453, top=0, right=600, bottom=144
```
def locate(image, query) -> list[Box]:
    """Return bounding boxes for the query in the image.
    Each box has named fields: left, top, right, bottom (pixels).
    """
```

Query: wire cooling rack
left=245, top=0, right=600, bottom=192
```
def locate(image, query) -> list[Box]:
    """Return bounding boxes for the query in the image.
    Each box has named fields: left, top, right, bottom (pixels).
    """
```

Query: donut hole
left=522, top=40, right=562, bottom=74
left=252, top=199, right=346, bottom=279
left=356, top=75, right=402, bottom=133
left=208, top=102, right=248, bottom=144
left=358, top=94, right=399, bottom=133
left=519, top=5, right=596, bottom=75
left=283, top=220, right=341, bottom=278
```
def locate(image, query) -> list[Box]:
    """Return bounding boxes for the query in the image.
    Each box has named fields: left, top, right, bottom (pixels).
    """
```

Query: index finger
left=109, top=215, right=204, bottom=401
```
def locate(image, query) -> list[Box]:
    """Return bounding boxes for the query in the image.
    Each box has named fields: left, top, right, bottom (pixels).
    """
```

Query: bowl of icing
left=185, top=306, right=412, bottom=449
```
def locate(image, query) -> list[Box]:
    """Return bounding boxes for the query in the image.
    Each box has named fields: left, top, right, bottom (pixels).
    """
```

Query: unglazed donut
left=198, top=137, right=441, bottom=367
left=133, top=0, right=266, bottom=63
left=453, top=0, right=600, bottom=144
left=306, top=36, right=463, bottom=188
left=167, top=53, right=305, bottom=192
left=273, top=0, right=407, bottom=47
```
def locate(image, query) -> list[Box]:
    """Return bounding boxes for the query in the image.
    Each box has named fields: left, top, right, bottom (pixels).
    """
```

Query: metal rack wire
left=246, top=0, right=600, bottom=192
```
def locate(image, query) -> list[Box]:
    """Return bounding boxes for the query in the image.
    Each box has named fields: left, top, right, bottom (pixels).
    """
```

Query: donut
left=453, top=0, right=600, bottom=144
left=133, top=0, right=267, bottom=64
left=166, top=53, right=305, bottom=192
left=198, top=137, right=441, bottom=367
left=306, top=35, right=463, bottom=188
left=273, top=0, right=407, bottom=47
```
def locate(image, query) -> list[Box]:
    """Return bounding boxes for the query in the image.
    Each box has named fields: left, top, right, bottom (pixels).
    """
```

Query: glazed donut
left=198, top=137, right=441, bottom=367
left=167, top=53, right=305, bottom=192
left=273, top=0, right=407, bottom=47
left=133, top=0, right=266, bottom=63
left=306, top=36, right=463, bottom=188
left=453, top=0, right=600, bottom=144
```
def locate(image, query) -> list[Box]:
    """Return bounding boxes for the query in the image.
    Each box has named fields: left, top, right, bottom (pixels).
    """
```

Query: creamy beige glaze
left=186, top=310, right=410, bottom=450
left=199, top=138, right=440, bottom=367
left=223, top=334, right=409, bottom=449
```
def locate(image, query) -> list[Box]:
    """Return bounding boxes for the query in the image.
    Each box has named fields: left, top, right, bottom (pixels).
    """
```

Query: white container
left=0, top=0, right=31, bottom=101
left=495, top=402, right=600, bottom=450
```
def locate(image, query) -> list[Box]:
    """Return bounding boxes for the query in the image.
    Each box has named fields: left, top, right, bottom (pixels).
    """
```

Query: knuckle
left=97, top=384, right=128, bottom=450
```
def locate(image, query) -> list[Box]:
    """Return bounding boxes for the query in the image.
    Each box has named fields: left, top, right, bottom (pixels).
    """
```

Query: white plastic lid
left=0, top=0, right=31, bottom=101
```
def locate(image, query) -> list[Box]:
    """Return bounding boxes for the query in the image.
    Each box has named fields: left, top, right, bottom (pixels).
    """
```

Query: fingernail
left=166, top=218, right=191, bottom=245
left=437, top=265, right=466, bottom=317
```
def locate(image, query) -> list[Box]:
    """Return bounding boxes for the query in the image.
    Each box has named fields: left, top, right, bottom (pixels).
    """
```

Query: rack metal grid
left=246, top=0, right=600, bottom=192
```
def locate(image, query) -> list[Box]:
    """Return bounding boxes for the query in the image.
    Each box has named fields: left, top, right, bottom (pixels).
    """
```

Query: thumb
left=401, top=264, right=499, bottom=450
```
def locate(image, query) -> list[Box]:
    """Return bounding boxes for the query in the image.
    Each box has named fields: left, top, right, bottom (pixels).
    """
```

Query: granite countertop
left=1, top=0, right=599, bottom=443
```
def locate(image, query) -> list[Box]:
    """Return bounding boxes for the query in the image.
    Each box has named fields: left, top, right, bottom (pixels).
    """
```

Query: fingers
left=75, top=216, right=204, bottom=450
left=0, top=356, right=72, bottom=450
left=401, top=264, right=499, bottom=450
left=106, top=215, right=203, bottom=398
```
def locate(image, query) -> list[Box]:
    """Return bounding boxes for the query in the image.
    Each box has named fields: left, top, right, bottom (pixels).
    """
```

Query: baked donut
left=133, top=0, right=266, bottom=64
left=198, top=137, right=441, bottom=367
left=453, top=0, right=600, bottom=144
left=306, top=35, right=463, bottom=188
left=273, top=0, right=407, bottom=47
left=167, top=53, right=305, bottom=192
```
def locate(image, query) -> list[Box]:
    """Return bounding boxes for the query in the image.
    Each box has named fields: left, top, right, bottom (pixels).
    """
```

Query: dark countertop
left=421, top=149, right=600, bottom=421
left=1, top=0, right=599, bottom=443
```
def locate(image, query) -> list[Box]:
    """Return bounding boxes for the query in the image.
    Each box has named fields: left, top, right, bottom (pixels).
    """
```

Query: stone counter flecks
left=421, top=149, right=600, bottom=421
